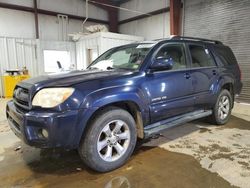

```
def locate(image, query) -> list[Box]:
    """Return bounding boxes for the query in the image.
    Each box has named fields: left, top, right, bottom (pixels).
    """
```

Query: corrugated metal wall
left=0, top=37, right=37, bottom=97
left=0, top=37, right=76, bottom=97
left=183, top=0, right=250, bottom=103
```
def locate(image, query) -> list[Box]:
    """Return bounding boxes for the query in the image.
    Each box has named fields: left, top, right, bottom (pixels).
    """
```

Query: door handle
left=184, top=73, right=191, bottom=79
left=212, top=70, right=217, bottom=75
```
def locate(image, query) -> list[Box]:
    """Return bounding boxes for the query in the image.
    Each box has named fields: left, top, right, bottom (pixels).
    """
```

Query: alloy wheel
left=218, top=95, right=230, bottom=120
left=97, top=120, right=131, bottom=162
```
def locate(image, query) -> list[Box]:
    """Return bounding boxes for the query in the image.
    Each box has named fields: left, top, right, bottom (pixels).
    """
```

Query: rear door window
left=189, top=45, right=215, bottom=68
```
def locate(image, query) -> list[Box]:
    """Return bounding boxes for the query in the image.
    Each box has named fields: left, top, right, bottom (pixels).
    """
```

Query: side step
left=144, top=110, right=212, bottom=138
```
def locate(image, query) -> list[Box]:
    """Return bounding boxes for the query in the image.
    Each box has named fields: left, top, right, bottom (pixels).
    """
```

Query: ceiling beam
left=0, top=2, right=109, bottom=24
left=118, top=7, right=170, bottom=25
left=38, top=9, right=108, bottom=24
left=0, top=2, right=33, bottom=12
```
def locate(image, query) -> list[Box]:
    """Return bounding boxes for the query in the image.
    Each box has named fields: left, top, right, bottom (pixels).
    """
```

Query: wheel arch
left=84, top=101, right=145, bottom=140
left=213, top=77, right=234, bottom=109
left=75, top=86, right=150, bottom=146
left=221, top=83, right=234, bottom=96
left=221, top=82, right=234, bottom=108
left=214, top=76, right=234, bottom=95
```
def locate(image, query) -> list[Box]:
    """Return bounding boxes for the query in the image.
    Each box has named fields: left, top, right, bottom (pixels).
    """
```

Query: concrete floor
left=0, top=99, right=250, bottom=188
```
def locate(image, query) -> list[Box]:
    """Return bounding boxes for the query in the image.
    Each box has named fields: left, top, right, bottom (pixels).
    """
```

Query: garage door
left=183, top=0, right=250, bottom=103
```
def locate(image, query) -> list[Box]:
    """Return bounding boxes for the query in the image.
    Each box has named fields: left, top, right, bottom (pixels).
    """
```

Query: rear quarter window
left=214, top=45, right=237, bottom=66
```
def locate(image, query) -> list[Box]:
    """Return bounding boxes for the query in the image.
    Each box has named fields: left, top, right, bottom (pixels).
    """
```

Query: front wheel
left=78, top=107, right=137, bottom=172
left=210, top=89, right=233, bottom=125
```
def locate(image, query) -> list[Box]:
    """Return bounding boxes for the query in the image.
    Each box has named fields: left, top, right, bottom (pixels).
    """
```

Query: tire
left=78, top=106, right=137, bottom=172
left=210, top=89, right=233, bottom=125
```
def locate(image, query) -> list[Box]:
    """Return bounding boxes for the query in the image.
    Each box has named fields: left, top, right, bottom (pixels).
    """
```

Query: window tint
left=214, top=45, right=237, bottom=66
left=155, top=44, right=187, bottom=70
left=189, top=45, right=215, bottom=68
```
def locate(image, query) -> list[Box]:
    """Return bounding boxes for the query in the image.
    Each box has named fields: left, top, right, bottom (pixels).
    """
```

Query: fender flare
left=213, top=76, right=234, bottom=95
left=74, top=86, right=150, bottom=145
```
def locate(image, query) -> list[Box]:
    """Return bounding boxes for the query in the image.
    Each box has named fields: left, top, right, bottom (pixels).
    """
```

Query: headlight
left=32, top=88, right=75, bottom=108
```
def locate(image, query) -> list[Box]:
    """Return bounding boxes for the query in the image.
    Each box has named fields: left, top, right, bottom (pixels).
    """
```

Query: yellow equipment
left=2, top=74, right=30, bottom=98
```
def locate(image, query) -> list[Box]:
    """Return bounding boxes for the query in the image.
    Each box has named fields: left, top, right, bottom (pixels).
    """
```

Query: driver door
left=143, top=43, right=194, bottom=123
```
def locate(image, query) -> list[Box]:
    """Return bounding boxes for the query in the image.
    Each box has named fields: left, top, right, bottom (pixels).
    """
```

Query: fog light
left=41, top=129, right=49, bottom=138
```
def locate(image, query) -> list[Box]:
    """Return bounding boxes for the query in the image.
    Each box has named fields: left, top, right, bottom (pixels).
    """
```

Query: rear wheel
left=78, top=107, right=137, bottom=172
left=210, top=89, right=233, bottom=125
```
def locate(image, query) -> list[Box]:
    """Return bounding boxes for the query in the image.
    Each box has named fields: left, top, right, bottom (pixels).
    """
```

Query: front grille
left=8, top=115, right=21, bottom=131
left=13, top=86, right=31, bottom=110
left=15, top=98, right=29, bottom=106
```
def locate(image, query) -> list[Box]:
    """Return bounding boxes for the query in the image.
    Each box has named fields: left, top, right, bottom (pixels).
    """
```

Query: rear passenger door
left=187, top=43, right=218, bottom=109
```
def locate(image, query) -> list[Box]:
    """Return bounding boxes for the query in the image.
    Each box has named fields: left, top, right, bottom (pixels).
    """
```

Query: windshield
left=88, top=43, right=155, bottom=71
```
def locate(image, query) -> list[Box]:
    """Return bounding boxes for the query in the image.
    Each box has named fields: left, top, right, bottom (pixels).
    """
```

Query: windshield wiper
left=88, top=67, right=99, bottom=70
left=89, top=66, right=133, bottom=71
left=115, top=67, right=134, bottom=71
left=107, top=66, right=115, bottom=70
left=107, top=66, right=132, bottom=71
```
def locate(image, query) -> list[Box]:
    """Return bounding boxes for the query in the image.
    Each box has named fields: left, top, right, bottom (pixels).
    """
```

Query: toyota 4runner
left=6, top=36, right=242, bottom=172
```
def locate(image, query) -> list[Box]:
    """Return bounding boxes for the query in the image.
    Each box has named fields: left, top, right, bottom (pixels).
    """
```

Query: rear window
left=214, top=45, right=237, bottom=66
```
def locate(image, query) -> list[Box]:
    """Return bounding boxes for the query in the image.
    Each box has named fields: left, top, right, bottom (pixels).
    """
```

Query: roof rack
left=170, top=35, right=223, bottom=45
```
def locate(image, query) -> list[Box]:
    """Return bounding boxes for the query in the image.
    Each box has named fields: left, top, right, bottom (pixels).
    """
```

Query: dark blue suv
left=6, top=36, right=242, bottom=172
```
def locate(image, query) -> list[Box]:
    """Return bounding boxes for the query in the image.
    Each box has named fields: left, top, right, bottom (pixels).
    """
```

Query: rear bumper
left=6, top=100, right=80, bottom=149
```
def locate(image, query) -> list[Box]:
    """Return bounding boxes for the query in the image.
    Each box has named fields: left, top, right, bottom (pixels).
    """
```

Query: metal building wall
left=0, top=37, right=37, bottom=97
left=0, top=37, right=76, bottom=97
left=0, top=0, right=108, bottom=40
left=183, top=0, right=250, bottom=103
left=119, top=0, right=170, bottom=40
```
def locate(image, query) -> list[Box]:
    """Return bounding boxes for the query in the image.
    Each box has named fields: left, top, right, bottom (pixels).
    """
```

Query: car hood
left=22, top=69, right=133, bottom=88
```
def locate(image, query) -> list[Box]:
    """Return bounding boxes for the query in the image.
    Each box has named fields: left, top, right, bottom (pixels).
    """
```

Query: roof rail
left=170, top=35, right=223, bottom=45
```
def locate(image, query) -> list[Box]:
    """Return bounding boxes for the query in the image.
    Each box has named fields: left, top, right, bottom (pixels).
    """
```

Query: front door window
left=155, top=44, right=187, bottom=70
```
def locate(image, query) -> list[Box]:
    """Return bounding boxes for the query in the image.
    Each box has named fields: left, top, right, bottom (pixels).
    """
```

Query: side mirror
left=149, top=57, right=173, bottom=71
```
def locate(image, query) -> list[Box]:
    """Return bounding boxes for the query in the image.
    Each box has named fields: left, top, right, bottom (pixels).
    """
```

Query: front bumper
left=6, top=100, right=80, bottom=149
